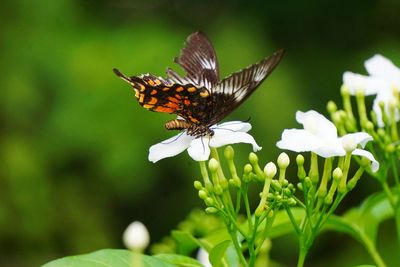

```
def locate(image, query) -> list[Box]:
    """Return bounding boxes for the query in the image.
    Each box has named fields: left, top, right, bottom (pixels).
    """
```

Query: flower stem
left=360, top=232, right=387, bottom=267
left=297, top=242, right=308, bottom=267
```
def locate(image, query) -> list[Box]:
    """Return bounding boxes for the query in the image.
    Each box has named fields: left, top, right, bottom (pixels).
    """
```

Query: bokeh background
left=1, top=1, right=400, bottom=266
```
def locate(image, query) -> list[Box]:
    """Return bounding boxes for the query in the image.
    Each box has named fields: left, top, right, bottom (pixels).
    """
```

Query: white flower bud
left=264, top=162, right=277, bottom=178
left=277, top=152, right=290, bottom=168
left=123, top=221, right=150, bottom=251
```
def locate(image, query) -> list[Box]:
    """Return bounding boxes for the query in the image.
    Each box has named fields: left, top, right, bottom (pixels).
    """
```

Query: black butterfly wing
left=167, top=31, right=219, bottom=90
left=113, top=68, right=212, bottom=124
left=206, top=49, right=285, bottom=125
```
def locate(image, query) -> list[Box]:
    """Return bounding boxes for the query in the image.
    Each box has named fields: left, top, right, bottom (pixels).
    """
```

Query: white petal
left=342, top=71, right=381, bottom=95
left=197, top=248, right=212, bottom=267
left=276, top=129, right=321, bottom=152
left=296, top=110, right=337, bottom=139
left=210, top=130, right=262, bottom=151
left=340, top=132, right=372, bottom=148
left=212, top=121, right=252, bottom=132
left=352, top=148, right=380, bottom=172
left=372, top=89, right=398, bottom=127
left=187, top=137, right=211, bottom=161
left=365, top=54, right=400, bottom=82
left=148, top=133, right=193, bottom=163
left=313, top=139, right=346, bottom=158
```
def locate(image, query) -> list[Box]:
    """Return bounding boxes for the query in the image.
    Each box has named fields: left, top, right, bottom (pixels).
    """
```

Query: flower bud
left=296, top=155, right=306, bottom=180
left=224, top=146, right=234, bottom=160
left=214, top=184, right=223, bottom=195
left=123, top=221, right=150, bottom=251
left=205, top=207, right=218, bottom=214
left=264, top=162, right=277, bottom=178
left=333, top=167, right=343, bottom=181
left=277, top=152, right=290, bottom=169
left=205, top=197, right=215, bottom=206
left=244, top=163, right=253, bottom=174
left=365, top=121, right=374, bottom=131
left=386, top=143, right=395, bottom=153
left=287, top=198, right=297, bottom=206
left=327, top=101, right=337, bottom=114
left=340, top=84, right=350, bottom=96
left=249, top=152, right=258, bottom=165
left=208, top=158, right=219, bottom=172
left=198, top=189, right=208, bottom=200
left=194, top=181, right=203, bottom=190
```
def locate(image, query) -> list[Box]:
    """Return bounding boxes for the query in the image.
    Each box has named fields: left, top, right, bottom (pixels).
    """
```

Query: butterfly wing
left=206, top=49, right=284, bottom=125
left=113, top=68, right=212, bottom=125
left=167, top=31, right=219, bottom=90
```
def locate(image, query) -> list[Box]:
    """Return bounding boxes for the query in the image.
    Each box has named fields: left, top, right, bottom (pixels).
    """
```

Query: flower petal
left=296, top=110, right=337, bottom=139
left=148, top=133, right=193, bottom=163
left=365, top=54, right=400, bottom=82
left=210, top=130, right=261, bottom=151
left=187, top=137, right=211, bottom=161
left=352, top=148, right=380, bottom=172
left=276, top=129, right=321, bottom=152
left=372, top=89, right=398, bottom=127
left=340, top=132, right=372, bottom=148
left=313, top=139, right=346, bottom=158
left=212, top=121, right=252, bottom=132
left=342, top=71, right=382, bottom=95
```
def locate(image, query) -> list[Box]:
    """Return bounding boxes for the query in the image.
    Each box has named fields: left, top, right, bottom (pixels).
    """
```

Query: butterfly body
left=114, top=31, right=284, bottom=137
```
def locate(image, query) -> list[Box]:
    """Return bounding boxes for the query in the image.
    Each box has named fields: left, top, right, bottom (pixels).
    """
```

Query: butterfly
left=113, top=31, right=284, bottom=138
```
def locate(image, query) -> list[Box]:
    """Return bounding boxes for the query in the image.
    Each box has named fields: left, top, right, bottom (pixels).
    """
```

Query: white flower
left=148, top=121, right=262, bottom=163
left=276, top=110, right=379, bottom=172
left=343, top=54, right=400, bottom=126
left=122, top=221, right=150, bottom=251
left=196, top=248, right=212, bottom=267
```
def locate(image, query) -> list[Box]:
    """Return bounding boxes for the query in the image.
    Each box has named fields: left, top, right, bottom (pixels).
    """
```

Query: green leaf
left=154, top=254, right=203, bottom=267
left=42, top=249, right=202, bottom=267
left=199, top=228, right=231, bottom=249
left=326, top=191, right=393, bottom=243
left=171, top=230, right=201, bottom=255
left=209, top=240, right=231, bottom=267
left=268, top=208, right=305, bottom=238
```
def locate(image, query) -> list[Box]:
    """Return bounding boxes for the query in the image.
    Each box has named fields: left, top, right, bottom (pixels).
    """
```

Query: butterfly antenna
left=113, top=68, right=132, bottom=84
left=161, top=131, right=185, bottom=144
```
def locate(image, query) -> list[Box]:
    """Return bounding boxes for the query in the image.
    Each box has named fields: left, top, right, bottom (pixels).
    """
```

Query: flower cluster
left=343, top=54, right=400, bottom=126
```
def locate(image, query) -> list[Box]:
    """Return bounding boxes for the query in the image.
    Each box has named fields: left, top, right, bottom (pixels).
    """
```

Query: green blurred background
left=1, top=1, right=400, bottom=266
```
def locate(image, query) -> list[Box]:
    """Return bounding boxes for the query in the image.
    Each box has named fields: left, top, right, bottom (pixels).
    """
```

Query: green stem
left=242, top=184, right=254, bottom=232
left=360, top=232, right=387, bottom=267
left=227, top=224, right=248, bottom=267
left=297, top=242, right=308, bottom=267
left=286, top=206, right=301, bottom=235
